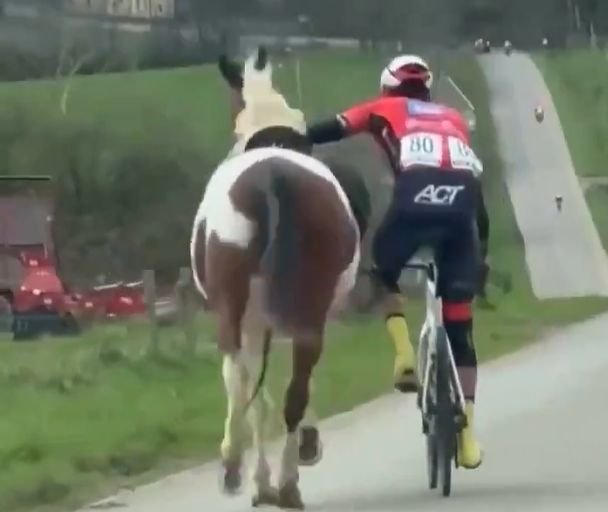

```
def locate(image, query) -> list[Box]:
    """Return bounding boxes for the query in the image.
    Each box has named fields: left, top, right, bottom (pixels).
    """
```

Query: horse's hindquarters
left=191, top=148, right=360, bottom=337
left=261, top=164, right=359, bottom=332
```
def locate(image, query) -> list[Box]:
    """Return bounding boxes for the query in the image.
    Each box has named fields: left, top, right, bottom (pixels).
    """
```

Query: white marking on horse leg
left=242, top=336, right=273, bottom=493
left=220, top=353, right=247, bottom=463
left=278, top=431, right=299, bottom=489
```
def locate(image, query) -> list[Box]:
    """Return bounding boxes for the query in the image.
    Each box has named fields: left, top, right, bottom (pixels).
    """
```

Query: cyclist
left=555, top=194, right=563, bottom=212
left=534, top=105, right=545, bottom=123
left=306, top=55, right=489, bottom=469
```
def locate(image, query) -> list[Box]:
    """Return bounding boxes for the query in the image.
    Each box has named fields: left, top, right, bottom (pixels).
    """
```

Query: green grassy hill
left=536, top=50, right=608, bottom=251
left=0, top=51, right=382, bottom=164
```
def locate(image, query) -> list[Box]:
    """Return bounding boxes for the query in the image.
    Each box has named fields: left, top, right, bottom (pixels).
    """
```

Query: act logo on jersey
left=414, top=184, right=465, bottom=206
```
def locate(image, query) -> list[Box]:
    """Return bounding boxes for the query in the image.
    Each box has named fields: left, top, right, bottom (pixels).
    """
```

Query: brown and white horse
left=190, top=48, right=366, bottom=509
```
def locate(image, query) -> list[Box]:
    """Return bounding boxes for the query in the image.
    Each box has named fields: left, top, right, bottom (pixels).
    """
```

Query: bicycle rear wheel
left=435, top=327, right=456, bottom=497
left=426, top=423, right=438, bottom=489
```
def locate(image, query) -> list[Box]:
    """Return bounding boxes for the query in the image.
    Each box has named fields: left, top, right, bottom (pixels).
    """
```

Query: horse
left=190, top=47, right=369, bottom=509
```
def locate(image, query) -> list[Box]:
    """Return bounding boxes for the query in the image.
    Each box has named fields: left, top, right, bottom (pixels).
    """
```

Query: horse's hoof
left=278, top=482, right=305, bottom=510
left=299, top=426, right=323, bottom=467
left=221, top=458, right=243, bottom=495
left=252, top=487, right=279, bottom=507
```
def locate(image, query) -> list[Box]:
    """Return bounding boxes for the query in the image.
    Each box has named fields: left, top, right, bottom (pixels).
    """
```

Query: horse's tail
left=243, top=165, right=296, bottom=413
left=262, top=164, right=299, bottom=328
left=242, top=328, right=272, bottom=415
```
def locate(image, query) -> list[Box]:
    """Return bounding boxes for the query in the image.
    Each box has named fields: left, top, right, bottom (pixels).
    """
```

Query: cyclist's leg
left=371, top=208, right=421, bottom=393
left=438, top=221, right=483, bottom=469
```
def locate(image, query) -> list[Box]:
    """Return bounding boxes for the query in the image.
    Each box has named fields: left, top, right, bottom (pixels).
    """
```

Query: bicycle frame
left=406, top=254, right=466, bottom=418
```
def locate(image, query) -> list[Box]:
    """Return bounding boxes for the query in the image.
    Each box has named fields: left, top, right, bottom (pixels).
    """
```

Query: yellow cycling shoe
left=457, top=401, right=483, bottom=469
left=386, top=314, right=418, bottom=393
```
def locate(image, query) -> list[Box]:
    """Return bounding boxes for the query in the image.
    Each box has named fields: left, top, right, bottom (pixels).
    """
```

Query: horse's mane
left=234, top=52, right=307, bottom=145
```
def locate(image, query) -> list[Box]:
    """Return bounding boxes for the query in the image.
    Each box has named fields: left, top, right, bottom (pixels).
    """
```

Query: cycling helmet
left=380, top=55, right=433, bottom=98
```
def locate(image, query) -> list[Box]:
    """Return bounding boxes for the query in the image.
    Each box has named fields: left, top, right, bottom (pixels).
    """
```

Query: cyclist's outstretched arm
left=307, top=98, right=380, bottom=144
left=307, top=116, right=349, bottom=144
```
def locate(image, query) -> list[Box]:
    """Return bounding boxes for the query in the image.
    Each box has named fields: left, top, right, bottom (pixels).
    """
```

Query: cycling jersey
left=306, top=94, right=490, bottom=270
left=337, top=96, right=483, bottom=176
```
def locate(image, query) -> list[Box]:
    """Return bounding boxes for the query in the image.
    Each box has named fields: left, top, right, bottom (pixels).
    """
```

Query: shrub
left=0, top=103, right=212, bottom=286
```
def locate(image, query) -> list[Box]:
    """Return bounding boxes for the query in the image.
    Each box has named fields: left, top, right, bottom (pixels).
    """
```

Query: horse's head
left=219, top=47, right=308, bottom=155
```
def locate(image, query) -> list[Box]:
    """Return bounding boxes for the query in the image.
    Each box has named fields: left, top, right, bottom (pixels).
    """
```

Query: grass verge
left=535, top=50, right=608, bottom=250
left=2, top=50, right=608, bottom=512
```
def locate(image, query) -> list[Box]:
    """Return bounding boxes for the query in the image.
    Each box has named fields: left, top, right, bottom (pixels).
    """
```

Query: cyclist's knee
left=443, top=301, right=477, bottom=367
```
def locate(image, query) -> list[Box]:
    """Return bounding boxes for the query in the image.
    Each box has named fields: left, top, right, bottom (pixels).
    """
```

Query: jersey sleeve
left=338, top=98, right=383, bottom=135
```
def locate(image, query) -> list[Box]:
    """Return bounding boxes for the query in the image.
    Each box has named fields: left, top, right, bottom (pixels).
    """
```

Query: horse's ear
left=218, top=54, right=244, bottom=89
left=254, top=46, right=268, bottom=71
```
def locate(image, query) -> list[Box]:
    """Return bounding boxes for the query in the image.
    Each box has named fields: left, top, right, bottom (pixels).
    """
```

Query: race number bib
left=400, top=132, right=443, bottom=169
left=447, top=136, right=483, bottom=176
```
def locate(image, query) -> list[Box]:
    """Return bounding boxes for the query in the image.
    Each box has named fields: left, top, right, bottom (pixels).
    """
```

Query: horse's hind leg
left=217, top=293, right=249, bottom=495
left=299, top=378, right=323, bottom=467
left=278, top=339, right=322, bottom=510
left=220, top=352, right=247, bottom=494
left=242, top=330, right=279, bottom=507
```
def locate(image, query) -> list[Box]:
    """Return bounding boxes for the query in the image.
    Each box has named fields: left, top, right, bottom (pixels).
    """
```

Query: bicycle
left=406, top=248, right=468, bottom=497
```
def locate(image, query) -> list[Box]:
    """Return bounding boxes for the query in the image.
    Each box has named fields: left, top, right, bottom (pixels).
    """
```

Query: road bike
left=406, top=249, right=468, bottom=497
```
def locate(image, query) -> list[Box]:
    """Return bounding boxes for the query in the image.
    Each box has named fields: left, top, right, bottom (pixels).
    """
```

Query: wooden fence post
left=175, top=266, right=196, bottom=353
left=143, top=269, right=159, bottom=353
left=0, top=296, right=12, bottom=336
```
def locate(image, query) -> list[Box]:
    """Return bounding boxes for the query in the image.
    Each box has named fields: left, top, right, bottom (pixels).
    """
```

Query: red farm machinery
left=0, top=175, right=86, bottom=340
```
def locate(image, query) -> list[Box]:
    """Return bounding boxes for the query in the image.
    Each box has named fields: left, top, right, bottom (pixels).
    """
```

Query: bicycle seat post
left=406, top=247, right=442, bottom=328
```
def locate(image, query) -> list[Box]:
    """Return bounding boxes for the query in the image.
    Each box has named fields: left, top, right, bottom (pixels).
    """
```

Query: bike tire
left=426, top=425, right=438, bottom=489
left=435, top=327, right=455, bottom=497
left=420, top=331, right=438, bottom=489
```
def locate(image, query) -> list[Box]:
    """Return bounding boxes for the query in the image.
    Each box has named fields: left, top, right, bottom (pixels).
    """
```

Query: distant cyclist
left=307, top=55, right=489, bottom=469
left=555, top=194, right=563, bottom=212
left=535, top=105, right=545, bottom=123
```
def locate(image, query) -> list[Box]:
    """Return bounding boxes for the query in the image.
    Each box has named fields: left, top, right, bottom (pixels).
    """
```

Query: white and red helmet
left=380, top=55, right=434, bottom=95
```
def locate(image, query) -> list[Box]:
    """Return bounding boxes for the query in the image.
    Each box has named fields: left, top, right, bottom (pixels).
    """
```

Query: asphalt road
left=79, top=311, right=608, bottom=512
left=479, top=52, right=608, bottom=298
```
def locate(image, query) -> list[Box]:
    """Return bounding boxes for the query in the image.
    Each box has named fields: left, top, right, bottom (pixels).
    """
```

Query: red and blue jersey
left=337, top=96, right=482, bottom=176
